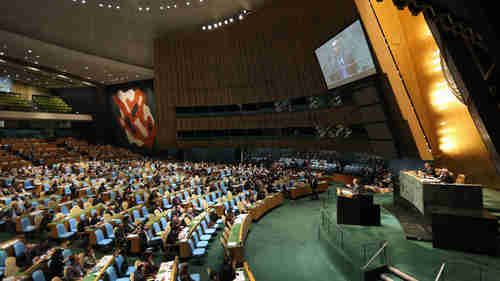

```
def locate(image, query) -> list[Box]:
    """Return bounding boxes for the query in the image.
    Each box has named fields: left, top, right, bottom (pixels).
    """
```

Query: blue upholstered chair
left=56, top=224, right=75, bottom=239
left=106, top=265, right=130, bottom=281
left=32, top=270, right=46, bottom=281
left=21, top=217, right=36, bottom=233
left=95, top=229, right=112, bottom=247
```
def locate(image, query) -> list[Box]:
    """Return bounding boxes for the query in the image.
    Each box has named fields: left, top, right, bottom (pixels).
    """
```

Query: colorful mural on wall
left=110, top=81, right=156, bottom=149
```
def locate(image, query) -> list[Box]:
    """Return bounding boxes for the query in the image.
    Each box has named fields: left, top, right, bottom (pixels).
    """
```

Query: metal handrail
left=434, top=263, right=446, bottom=281
left=361, top=241, right=389, bottom=270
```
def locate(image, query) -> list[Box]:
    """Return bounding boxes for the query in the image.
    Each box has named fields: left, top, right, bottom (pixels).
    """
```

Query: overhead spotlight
left=224, top=20, right=228, bottom=24
left=99, top=3, right=104, bottom=8
left=167, top=5, right=170, bottom=8
left=202, top=26, right=206, bottom=30
left=116, top=5, right=120, bottom=9
left=186, top=2, right=190, bottom=6
left=138, top=6, right=143, bottom=11
left=108, top=4, right=112, bottom=8
left=238, top=14, right=244, bottom=20
left=208, top=25, right=212, bottom=30
left=146, top=7, right=150, bottom=11
left=229, top=18, right=234, bottom=23
left=243, top=10, right=247, bottom=14
left=0, top=59, right=5, bottom=63
left=0, top=52, right=4, bottom=56
left=160, top=6, right=164, bottom=10
left=81, top=0, right=86, bottom=4
left=28, top=49, right=32, bottom=53
left=26, top=66, right=40, bottom=72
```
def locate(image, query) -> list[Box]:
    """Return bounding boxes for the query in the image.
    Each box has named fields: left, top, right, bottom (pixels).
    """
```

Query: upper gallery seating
left=32, top=95, right=72, bottom=113
left=0, top=92, right=32, bottom=112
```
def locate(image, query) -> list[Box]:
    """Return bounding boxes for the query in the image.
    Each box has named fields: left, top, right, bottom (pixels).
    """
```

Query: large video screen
left=0, top=77, right=12, bottom=92
left=315, top=20, right=376, bottom=89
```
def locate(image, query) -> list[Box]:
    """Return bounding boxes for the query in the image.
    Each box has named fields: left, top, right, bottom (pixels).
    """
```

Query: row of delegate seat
left=187, top=214, right=223, bottom=264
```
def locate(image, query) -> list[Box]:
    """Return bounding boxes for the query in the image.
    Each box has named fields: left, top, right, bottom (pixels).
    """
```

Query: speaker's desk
left=399, top=171, right=483, bottom=215
left=337, top=193, right=380, bottom=226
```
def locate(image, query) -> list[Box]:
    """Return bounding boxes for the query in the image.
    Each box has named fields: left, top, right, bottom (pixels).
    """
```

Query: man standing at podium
left=347, top=178, right=361, bottom=195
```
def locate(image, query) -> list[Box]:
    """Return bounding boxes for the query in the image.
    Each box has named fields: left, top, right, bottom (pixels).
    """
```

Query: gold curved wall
left=356, top=0, right=499, bottom=188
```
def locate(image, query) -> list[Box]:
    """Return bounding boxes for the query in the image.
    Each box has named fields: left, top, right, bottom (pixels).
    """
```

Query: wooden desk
left=399, top=171, right=483, bottom=215
left=289, top=181, right=328, bottom=199
left=81, top=255, right=115, bottom=281
left=331, top=173, right=355, bottom=185
left=248, top=193, right=284, bottom=221
left=0, top=238, right=23, bottom=256
left=226, top=214, right=252, bottom=264
left=176, top=212, right=208, bottom=258
left=155, top=257, right=178, bottom=281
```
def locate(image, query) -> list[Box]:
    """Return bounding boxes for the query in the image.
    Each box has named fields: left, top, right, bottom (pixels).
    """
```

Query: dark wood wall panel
left=176, top=106, right=363, bottom=131
left=177, top=139, right=374, bottom=153
left=352, top=86, right=381, bottom=105
left=365, top=123, right=393, bottom=140
left=154, top=0, right=358, bottom=147
left=359, top=105, right=386, bottom=123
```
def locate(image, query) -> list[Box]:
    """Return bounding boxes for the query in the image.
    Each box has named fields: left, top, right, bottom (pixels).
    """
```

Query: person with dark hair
left=64, top=255, right=84, bottom=281
left=310, top=176, right=319, bottom=200
left=48, top=248, right=65, bottom=280
left=179, top=263, right=195, bottom=281
left=219, top=256, right=236, bottom=281
left=132, top=263, right=146, bottom=281
left=81, top=246, right=97, bottom=271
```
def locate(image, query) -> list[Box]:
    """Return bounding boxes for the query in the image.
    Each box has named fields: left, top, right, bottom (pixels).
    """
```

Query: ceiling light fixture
left=26, top=66, right=40, bottom=72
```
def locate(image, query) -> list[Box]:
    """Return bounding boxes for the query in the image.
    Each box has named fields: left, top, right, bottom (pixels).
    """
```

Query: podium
left=337, top=194, right=381, bottom=226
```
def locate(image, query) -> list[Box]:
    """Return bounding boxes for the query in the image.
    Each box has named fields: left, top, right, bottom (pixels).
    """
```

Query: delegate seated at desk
left=436, top=168, right=454, bottom=184
left=423, top=162, right=435, bottom=177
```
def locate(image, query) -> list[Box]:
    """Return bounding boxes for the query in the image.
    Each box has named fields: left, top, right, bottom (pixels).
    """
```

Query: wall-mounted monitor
left=315, top=20, right=377, bottom=90
left=0, top=77, right=12, bottom=92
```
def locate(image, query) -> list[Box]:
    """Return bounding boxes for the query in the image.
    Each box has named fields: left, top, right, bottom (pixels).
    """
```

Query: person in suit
left=310, top=176, right=319, bottom=200
left=179, top=263, right=195, bottom=281
left=64, top=255, right=84, bottom=281
left=437, top=168, right=454, bottom=183
left=219, top=255, right=236, bottom=281
left=347, top=178, right=362, bottom=195
left=423, top=162, right=435, bottom=177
